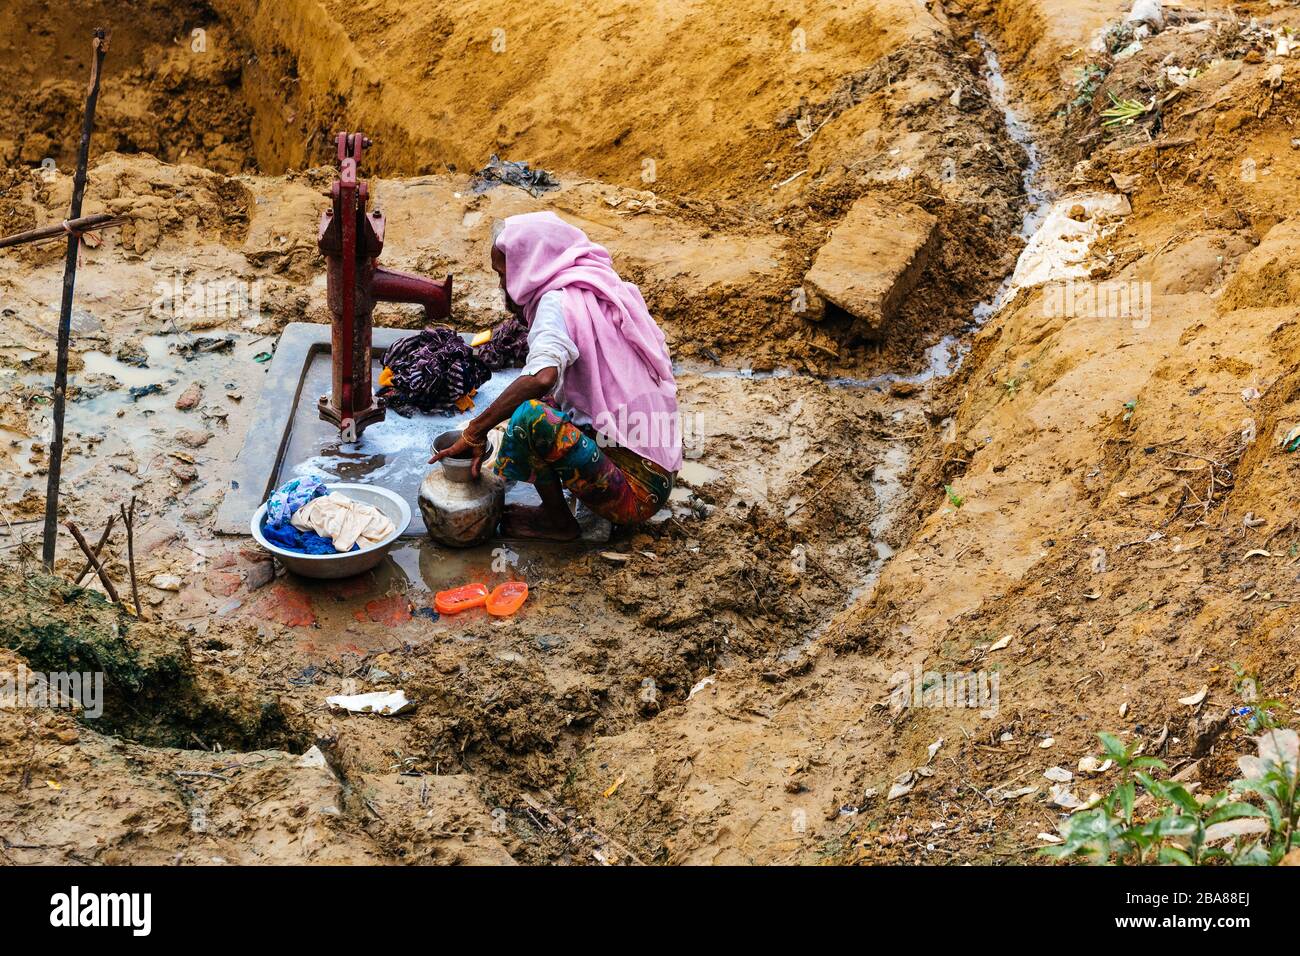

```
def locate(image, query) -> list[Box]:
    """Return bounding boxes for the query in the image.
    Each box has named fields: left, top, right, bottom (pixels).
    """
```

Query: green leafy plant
left=1100, top=91, right=1152, bottom=128
left=1042, top=728, right=1300, bottom=865
left=944, top=484, right=964, bottom=508
left=1065, top=63, right=1108, bottom=116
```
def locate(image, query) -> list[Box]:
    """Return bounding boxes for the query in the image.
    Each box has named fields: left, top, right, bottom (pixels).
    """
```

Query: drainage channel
left=766, top=30, right=1056, bottom=662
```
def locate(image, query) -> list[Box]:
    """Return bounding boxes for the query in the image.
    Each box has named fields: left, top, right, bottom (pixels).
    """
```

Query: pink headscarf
left=495, top=212, right=682, bottom=473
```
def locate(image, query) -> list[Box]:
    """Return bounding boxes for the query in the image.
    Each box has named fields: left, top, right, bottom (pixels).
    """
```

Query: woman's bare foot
left=499, top=504, right=581, bottom=541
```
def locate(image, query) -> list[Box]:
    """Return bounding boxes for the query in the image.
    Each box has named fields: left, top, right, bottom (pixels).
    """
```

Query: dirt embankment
left=2, top=0, right=1041, bottom=374
left=0, top=0, right=255, bottom=177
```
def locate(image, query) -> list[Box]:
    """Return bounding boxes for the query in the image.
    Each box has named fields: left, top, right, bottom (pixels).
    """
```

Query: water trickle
left=972, top=32, right=1056, bottom=324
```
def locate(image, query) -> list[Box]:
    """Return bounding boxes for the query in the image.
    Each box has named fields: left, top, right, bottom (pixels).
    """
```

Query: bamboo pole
left=0, top=213, right=124, bottom=250
left=120, top=496, right=141, bottom=616
left=72, top=514, right=115, bottom=585
left=41, top=29, right=109, bottom=569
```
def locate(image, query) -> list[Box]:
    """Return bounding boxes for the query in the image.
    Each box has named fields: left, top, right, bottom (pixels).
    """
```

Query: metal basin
left=250, top=482, right=411, bottom=578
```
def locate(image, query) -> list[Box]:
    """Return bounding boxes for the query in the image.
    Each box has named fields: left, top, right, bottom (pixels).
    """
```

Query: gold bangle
left=462, top=430, right=486, bottom=450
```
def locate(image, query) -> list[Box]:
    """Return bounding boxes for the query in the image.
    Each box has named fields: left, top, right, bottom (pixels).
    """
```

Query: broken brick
left=247, top=584, right=315, bottom=628
left=203, top=570, right=242, bottom=597
left=364, top=594, right=412, bottom=626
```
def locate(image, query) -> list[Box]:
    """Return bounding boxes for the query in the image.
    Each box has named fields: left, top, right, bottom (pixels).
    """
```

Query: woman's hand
left=428, top=427, right=487, bottom=478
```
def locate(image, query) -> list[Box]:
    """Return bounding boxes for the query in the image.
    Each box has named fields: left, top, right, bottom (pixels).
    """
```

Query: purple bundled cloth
left=379, top=327, right=491, bottom=415
left=477, top=317, right=529, bottom=370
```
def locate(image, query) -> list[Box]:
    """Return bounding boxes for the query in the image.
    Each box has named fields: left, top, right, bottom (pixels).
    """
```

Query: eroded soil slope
left=560, top=0, right=1300, bottom=864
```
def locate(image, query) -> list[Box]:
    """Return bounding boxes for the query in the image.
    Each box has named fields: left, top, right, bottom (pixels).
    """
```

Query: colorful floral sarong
left=493, top=400, right=674, bottom=525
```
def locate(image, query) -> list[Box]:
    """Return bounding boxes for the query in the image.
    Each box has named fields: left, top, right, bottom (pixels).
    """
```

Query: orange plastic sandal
left=485, top=581, right=529, bottom=617
left=434, top=583, right=489, bottom=615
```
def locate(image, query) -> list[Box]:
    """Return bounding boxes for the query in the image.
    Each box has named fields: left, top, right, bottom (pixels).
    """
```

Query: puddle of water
left=80, top=335, right=174, bottom=389
left=676, top=334, right=964, bottom=394
left=5, top=332, right=264, bottom=495
left=292, top=366, right=523, bottom=489
left=972, top=32, right=1055, bottom=324
left=0, top=427, right=37, bottom=477
left=678, top=460, right=722, bottom=486
left=377, top=534, right=582, bottom=595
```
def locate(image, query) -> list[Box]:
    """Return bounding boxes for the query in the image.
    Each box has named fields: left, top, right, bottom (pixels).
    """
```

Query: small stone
left=184, top=500, right=216, bottom=521
left=203, top=571, right=242, bottom=597
left=137, top=523, right=180, bottom=552
left=175, top=428, right=212, bottom=448
left=70, top=310, right=101, bottom=335
left=149, top=573, right=183, bottom=592
left=245, top=560, right=274, bottom=591
left=171, top=461, right=198, bottom=482
left=115, top=339, right=148, bottom=366
left=240, top=545, right=272, bottom=563
left=175, top=383, right=203, bottom=411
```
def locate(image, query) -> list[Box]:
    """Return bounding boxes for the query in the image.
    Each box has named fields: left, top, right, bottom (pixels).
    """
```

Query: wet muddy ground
left=5, top=0, right=1300, bottom=865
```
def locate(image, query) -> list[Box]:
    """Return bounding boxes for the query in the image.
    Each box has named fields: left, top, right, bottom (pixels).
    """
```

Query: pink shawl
left=495, top=212, right=682, bottom=473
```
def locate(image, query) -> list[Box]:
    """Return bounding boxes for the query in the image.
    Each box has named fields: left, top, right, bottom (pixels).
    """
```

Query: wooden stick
left=120, top=496, right=140, bottom=616
left=72, top=514, right=115, bottom=585
left=65, top=520, right=119, bottom=603
left=0, top=213, right=125, bottom=250
left=41, top=28, right=109, bottom=569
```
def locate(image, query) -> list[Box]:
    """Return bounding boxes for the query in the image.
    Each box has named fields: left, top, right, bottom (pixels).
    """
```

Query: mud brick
left=804, top=195, right=937, bottom=336
left=175, top=382, right=203, bottom=410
